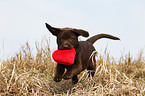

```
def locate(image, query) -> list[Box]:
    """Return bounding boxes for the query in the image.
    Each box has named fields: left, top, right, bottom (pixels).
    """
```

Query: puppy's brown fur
left=45, top=23, right=120, bottom=84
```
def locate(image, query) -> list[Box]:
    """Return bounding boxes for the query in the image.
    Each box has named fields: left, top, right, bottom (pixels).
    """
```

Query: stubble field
left=0, top=38, right=145, bottom=96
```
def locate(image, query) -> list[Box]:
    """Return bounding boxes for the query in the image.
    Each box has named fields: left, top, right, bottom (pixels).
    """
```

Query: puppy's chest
left=79, top=41, right=95, bottom=59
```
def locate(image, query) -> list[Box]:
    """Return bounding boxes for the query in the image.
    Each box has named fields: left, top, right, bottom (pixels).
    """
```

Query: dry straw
left=0, top=38, right=145, bottom=95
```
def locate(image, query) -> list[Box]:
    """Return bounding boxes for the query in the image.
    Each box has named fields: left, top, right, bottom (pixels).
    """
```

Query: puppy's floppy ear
left=45, top=23, right=60, bottom=36
left=72, top=29, right=89, bottom=37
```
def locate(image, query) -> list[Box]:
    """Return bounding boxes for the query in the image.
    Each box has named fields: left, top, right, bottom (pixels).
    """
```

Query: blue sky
left=0, top=0, right=145, bottom=60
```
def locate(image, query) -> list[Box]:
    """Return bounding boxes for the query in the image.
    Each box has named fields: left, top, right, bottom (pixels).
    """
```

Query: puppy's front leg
left=54, top=64, right=65, bottom=82
left=63, top=62, right=82, bottom=80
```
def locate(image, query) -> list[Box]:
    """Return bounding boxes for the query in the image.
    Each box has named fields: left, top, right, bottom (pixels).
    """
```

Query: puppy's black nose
left=63, top=44, right=69, bottom=48
left=59, top=44, right=71, bottom=50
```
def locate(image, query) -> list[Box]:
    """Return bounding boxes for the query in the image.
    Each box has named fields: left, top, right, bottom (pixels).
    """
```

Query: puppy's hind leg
left=87, top=56, right=96, bottom=78
left=87, top=68, right=96, bottom=78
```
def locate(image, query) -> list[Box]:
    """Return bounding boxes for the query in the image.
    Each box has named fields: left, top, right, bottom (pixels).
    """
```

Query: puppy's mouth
left=59, top=47, right=72, bottom=50
left=59, top=48, right=71, bottom=50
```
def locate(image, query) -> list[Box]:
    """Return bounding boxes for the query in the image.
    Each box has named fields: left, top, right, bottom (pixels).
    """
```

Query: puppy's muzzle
left=59, top=44, right=72, bottom=50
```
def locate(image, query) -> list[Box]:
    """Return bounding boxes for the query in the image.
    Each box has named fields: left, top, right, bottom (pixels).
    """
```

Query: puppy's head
left=45, top=23, right=89, bottom=50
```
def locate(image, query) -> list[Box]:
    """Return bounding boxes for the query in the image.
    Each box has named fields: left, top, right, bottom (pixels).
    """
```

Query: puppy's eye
left=69, top=37, right=74, bottom=40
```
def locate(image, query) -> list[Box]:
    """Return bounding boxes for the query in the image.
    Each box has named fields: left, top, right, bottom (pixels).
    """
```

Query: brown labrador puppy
left=45, top=23, right=120, bottom=84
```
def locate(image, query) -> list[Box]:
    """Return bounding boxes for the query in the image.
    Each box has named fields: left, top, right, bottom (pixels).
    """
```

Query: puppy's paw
left=72, top=76, right=78, bottom=84
left=54, top=76, right=62, bottom=82
left=88, top=70, right=95, bottom=78
left=63, top=73, right=73, bottom=80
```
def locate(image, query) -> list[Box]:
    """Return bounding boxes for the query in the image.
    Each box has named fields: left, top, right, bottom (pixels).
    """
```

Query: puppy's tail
left=86, top=34, right=120, bottom=44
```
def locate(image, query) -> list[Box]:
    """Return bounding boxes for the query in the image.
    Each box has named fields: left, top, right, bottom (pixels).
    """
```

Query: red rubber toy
left=52, top=48, right=76, bottom=65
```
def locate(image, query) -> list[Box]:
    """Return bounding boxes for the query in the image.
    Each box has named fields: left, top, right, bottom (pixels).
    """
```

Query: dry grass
left=0, top=38, right=145, bottom=95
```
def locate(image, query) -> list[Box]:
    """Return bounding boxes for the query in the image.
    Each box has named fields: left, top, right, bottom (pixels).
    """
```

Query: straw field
left=0, top=38, right=145, bottom=95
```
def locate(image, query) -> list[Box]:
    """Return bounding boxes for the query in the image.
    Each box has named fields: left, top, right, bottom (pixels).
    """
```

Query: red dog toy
left=52, top=48, right=76, bottom=65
